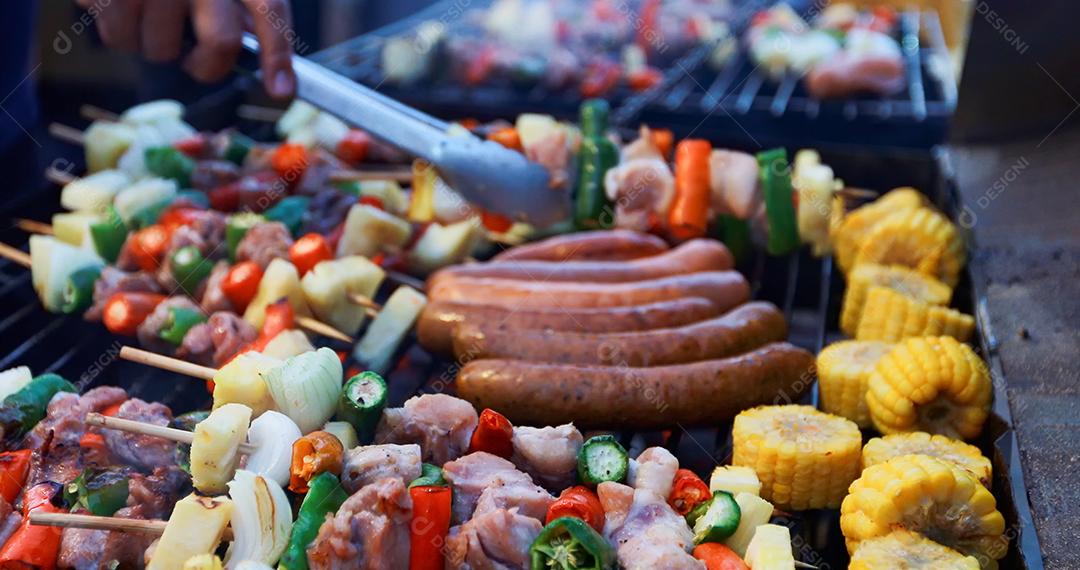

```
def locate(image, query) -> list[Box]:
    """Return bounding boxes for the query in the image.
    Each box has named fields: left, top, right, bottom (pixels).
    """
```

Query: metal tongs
left=242, top=35, right=568, bottom=227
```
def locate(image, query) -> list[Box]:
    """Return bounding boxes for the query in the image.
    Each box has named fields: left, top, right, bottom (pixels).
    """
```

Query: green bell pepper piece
left=0, top=374, right=77, bottom=438
left=225, top=212, right=264, bottom=261
left=144, top=145, right=195, bottom=188
left=756, top=148, right=800, bottom=256
left=159, top=307, right=207, bottom=345
left=168, top=410, right=209, bottom=474
left=170, top=245, right=212, bottom=295
left=714, top=214, right=751, bottom=265
left=336, top=371, right=388, bottom=444
left=530, top=517, right=617, bottom=570
left=88, top=206, right=127, bottom=263
left=574, top=100, right=618, bottom=230
left=64, top=467, right=130, bottom=516
left=223, top=131, right=256, bottom=165
left=264, top=195, right=311, bottom=238
left=279, top=472, right=350, bottom=570
left=409, top=463, right=447, bottom=488
left=577, top=435, right=628, bottom=486
left=61, top=266, right=102, bottom=315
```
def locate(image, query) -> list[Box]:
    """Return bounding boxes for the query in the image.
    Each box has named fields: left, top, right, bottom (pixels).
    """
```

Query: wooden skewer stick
left=329, top=169, right=414, bottom=184
left=86, top=412, right=257, bottom=454
left=49, top=123, right=86, bottom=146
left=385, top=269, right=427, bottom=293
left=80, top=104, right=120, bottom=122
left=46, top=166, right=78, bottom=186
left=237, top=104, right=286, bottom=122
left=296, top=316, right=354, bottom=343
left=348, top=293, right=382, bottom=311
left=14, top=219, right=54, bottom=235
left=0, top=243, right=31, bottom=268
left=29, top=512, right=235, bottom=541
left=119, top=346, right=217, bottom=380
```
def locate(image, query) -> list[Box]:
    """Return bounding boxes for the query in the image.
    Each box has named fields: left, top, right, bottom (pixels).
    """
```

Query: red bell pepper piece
left=271, top=143, right=309, bottom=182
left=467, top=408, right=514, bottom=459
left=0, top=451, right=32, bottom=504
left=337, top=129, right=372, bottom=165
left=668, top=139, right=712, bottom=241
left=174, top=134, right=208, bottom=158
left=668, top=468, right=711, bottom=516
left=127, top=224, right=172, bottom=272
left=545, top=486, right=605, bottom=533
left=358, top=195, right=384, bottom=210
left=0, top=482, right=63, bottom=570
left=289, top=233, right=334, bottom=277
left=220, top=261, right=263, bottom=314
left=408, top=485, right=452, bottom=570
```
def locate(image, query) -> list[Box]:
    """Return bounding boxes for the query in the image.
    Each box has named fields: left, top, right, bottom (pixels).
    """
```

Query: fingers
left=183, top=0, right=244, bottom=83
left=240, top=0, right=296, bottom=98
left=141, top=0, right=188, bottom=63
left=95, top=0, right=142, bottom=53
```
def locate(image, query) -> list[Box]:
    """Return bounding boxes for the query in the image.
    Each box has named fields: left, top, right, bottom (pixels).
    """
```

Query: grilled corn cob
left=866, top=336, right=992, bottom=440
left=832, top=187, right=926, bottom=273
left=862, top=432, right=992, bottom=486
left=841, top=454, right=1007, bottom=566
left=848, top=529, right=981, bottom=570
left=732, top=405, right=862, bottom=510
left=817, top=340, right=893, bottom=428
left=840, top=264, right=952, bottom=336
left=856, top=287, right=975, bottom=343
left=853, top=207, right=965, bottom=288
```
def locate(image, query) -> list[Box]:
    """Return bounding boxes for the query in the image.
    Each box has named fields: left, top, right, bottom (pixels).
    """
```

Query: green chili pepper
left=336, top=371, right=387, bottom=444
left=577, top=435, right=628, bottom=486
left=574, top=100, right=618, bottom=230
left=530, top=516, right=617, bottom=570
left=0, top=374, right=77, bottom=439
left=159, top=307, right=207, bottom=345
left=263, top=195, right=311, bottom=238
left=280, top=472, right=349, bottom=570
left=64, top=467, right=130, bottom=516
left=691, top=491, right=741, bottom=544
left=144, top=145, right=195, bottom=188
left=168, top=410, right=209, bottom=474
left=61, top=266, right=102, bottom=315
left=225, top=212, right=264, bottom=261
left=223, top=132, right=256, bottom=165
left=714, top=214, right=751, bottom=265
left=409, top=463, right=447, bottom=488
left=756, top=148, right=800, bottom=256
left=88, top=206, right=127, bottom=263
left=170, top=246, right=212, bottom=295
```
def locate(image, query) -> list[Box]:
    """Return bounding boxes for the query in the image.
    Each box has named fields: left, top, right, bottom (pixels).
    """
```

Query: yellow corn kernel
left=853, top=207, right=966, bottom=288
left=817, top=340, right=893, bottom=428
left=840, top=263, right=952, bottom=336
left=862, top=432, right=992, bottom=487
left=833, top=188, right=927, bottom=273
left=866, top=336, right=992, bottom=440
left=856, top=287, right=975, bottom=343
left=848, top=529, right=981, bottom=569
left=841, top=455, right=1007, bottom=567
left=732, top=405, right=862, bottom=511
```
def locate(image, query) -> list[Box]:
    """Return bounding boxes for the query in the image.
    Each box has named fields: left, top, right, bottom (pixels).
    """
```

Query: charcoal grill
left=0, top=81, right=1040, bottom=569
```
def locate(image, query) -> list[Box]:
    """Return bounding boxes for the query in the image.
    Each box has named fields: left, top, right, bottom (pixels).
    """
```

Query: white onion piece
left=224, top=470, right=292, bottom=569
left=243, top=411, right=301, bottom=487
left=263, top=348, right=343, bottom=434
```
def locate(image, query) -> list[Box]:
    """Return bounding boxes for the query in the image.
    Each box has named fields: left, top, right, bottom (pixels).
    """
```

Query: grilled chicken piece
left=307, top=477, right=412, bottom=570
left=629, top=447, right=679, bottom=499
left=442, top=452, right=552, bottom=524
left=445, top=508, right=543, bottom=570
left=341, top=444, right=422, bottom=494
left=510, top=424, right=583, bottom=491
left=599, top=482, right=702, bottom=570
left=375, top=394, right=479, bottom=465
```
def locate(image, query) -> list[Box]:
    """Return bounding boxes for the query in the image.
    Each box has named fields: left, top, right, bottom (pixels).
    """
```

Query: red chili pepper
left=336, top=129, right=372, bottom=165
left=651, top=128, right=675, bottom=159
left=486, top=127, right=522, bottom=152
left=467, top=408, right=514, bottom=459
left=102, top=292, right=167, bottom=336
left=220, top=261, right=263, bottom=314
left=628, top=67, right=663, bottom=92
left=128, top=224, right=172, bottom=272
left=479, top=210, right=514, bottom=233
left=545, top=486, right=605, bottom=533
left=174, top=134, right=208, bottom=158
left=0, top=451, right=32, bottom=504
left=668, top=468, right=711, bottom=516
left=668, top=139, right=712, bottom=241
left=464, top=45, right=497, bottom=86
left=358, top=195, right=384, bottom=210
left=271, top=143, right=310, bottom=182
left=580, top=59, right=622, bottom=99
left=0, top=482, right=63, bottom=570
left=158, top=207, right=204, bottom=234
left=209, top=182, right=241, bottom=212
left=409, top=485, right=452, bottom=570
left=78, top=432, right=108, bottom=455
left=246, top=298, right=295, bottom=353
left=370, top=253, right=386, bottom=267
left=289, top=233, right=333, bottom=277
left=692, top=543, right=749, bottom=570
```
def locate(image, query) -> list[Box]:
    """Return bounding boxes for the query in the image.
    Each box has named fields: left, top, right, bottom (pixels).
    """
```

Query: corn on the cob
left=862, top=432, right=992, bottom=486
left=833, top=187, right=926, bottom=273
left=848, top=529, right=981, bottom=570
left=840, top=264, right=952, bottom=336
left=866, top=336, right=992, bottom=440
left=853, top=206, right=965, bottom=288
left=817, top=340, right=893, bottom=428
left=732, top=405, right=862, bottom=511
left=841, top=454, right=1007, bottom=566
left=855, top=287, right=975, bottom=343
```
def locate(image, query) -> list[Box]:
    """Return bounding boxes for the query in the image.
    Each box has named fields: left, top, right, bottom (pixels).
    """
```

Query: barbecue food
left=816, top=340, right=893, bottom=428
left=862, top=432, right=992, bottom=487
left=855, top=286, right=975, bottom=342
left=491, top=229, right=669, bottom=262
left=840, top=263, right=952, bottom=336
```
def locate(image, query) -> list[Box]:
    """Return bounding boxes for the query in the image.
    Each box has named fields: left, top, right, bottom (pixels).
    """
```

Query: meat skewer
left=85, top=412, right=257, bottom=454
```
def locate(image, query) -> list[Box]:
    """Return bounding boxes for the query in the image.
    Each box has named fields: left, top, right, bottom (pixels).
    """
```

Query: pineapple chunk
left=312, top=112, right=349, bottom=150
left=723, top=492, right=774, bottom=558
left=0, top=366, right=32, bottom=401
left=336, top=204, right=412, bottom=258
left=302, top=256, right=385, bottom=335
left=710, top=465, right=762, bottom=497
left=29, top=235, right=103, bottom=312
left=515, top=113, right=559, bottom=149
left=60, top=169, right=131, bottom=212
left=323, top=421, right=359, bottom=450
left=745, top=524, right=796, bottom=570
left=190, top=403, right=252, bottom=495
left=114, top=177, right=177, bottom=225
left=211, top=352, right=281, bottom=417
left=83, top=122, right=136, bottom=172
left=120, top=99, right=185, bottom=125
left=353, top=286, right=428, bottom=375
left=275, top=100, right=319, bottom=139
left=147, top=494, right=233, bottom=570
left=261, top=330, right=315, bottom=360
left=407, top=219, right=481, bottom=276
left=52, top=211, right=101, bottom=248
left=242, top=258, right=312, bottom=329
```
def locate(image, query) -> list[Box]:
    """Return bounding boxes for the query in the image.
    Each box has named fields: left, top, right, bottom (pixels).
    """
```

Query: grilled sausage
left=456, top=342, right=815, bottom=429
left=491, top=230, right=669, bottom=262
left=451, top=301, right=787, bottom=365
left=432, top=239, right=732, bottom=287
left=417, top=297, right=724, bottom=357
left=429, top=271, right=750, bottom=311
